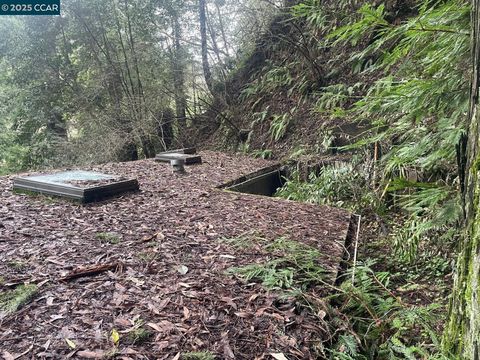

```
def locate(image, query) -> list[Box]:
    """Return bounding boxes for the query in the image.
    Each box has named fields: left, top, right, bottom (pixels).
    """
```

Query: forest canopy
left=0, top=0, right=281, bottom=174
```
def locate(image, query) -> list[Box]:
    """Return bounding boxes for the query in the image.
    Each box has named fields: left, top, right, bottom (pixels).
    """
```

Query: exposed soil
left=0, top=151, right=352, bottom=359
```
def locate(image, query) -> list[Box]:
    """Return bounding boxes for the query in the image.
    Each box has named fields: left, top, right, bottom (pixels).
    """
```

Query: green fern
left=329, top=262, right=444, bottom=359
left=228, top=237, right=326, bottom=290
left=269, top=113, right=292, bottom=141
left=276, top=163, right=377, bottom=211
left=302, top=0, right=469, bottom=261
left=251, top=149, right=273, bottom=159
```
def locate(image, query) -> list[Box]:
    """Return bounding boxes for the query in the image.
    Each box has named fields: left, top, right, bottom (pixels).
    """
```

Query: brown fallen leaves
left=0, top=151, right=351, bottom=358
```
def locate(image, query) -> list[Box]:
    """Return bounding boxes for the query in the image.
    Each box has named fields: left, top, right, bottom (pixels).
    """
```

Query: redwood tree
left=443, top=0, right=480, bottom=357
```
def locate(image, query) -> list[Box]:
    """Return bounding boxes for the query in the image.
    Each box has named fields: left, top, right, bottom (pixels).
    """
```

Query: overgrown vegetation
left=226, top=233, right=447, bottom=359
left=329, top=264, right=447, bottom=360
left=277, top=162, right=376, bottom=211
left=220, top=0, right=468, bottom=266
left=306, top=0, right=468, bottom=260
left=229, top=236, right=326, bottom=290
left=249, top=1, right=470, bottom=355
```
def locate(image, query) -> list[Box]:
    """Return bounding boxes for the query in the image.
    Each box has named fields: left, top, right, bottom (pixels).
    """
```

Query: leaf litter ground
left=0, top=151, right=352, bottom=359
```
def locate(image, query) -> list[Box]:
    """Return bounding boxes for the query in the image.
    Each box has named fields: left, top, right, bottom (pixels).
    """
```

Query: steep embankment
left=196, top=1, right=416, bottom=160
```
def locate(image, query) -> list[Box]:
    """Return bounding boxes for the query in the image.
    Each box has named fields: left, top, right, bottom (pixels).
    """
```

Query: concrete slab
left=157, top=147, right=197, bottom=155
left=154, top=153, right=202, bottom=164
left=12, top=170, right=139, bottom=203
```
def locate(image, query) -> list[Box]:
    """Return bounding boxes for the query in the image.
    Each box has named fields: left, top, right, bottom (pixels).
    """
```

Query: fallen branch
left=2, top=277, right=31, bottom=288
left=2, top=263, right=126, bottom=288
left=140, top=231, right=165, bottom=243
left=60, top=262, right=123, bottom=282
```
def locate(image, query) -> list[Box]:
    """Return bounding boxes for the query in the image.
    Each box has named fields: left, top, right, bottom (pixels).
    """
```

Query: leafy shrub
left=229, top=236, right=446, bottom=359
left=389, top=182, right=461, bottom=262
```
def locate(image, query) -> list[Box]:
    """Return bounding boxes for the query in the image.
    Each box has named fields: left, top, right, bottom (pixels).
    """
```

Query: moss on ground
left=182, top=352, right=215, bottom=360
left=126, top=327, right=152, bottom=345
left=0, top=284, right=38, bottom=318
left=7, top=260, right=28, bottom=270
left=96, top=232, right=121, bottom=244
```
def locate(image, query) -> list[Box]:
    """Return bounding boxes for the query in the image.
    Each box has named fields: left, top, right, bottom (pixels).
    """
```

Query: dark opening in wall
left=221, top=165, right=288, bottom=197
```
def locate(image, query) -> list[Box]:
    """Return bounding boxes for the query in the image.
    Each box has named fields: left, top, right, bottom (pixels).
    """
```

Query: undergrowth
left=311, top=0, right=467, bottom=262
left=276, top=162, right=377, bottom=212
left=237, top=0, right=468, bottom=263
left=234, top=0, right=462, bottom=357
left=228, top=237, right=326, bottom=290
left=277, top=161, right=460, bottom=263
left=329, top=262, right=448, bottom=360
left=226, top=231, right=447, bottom=359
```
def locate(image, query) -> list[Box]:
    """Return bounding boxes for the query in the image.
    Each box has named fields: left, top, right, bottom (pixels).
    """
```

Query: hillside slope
left=195, top=1, right=417, bottom=160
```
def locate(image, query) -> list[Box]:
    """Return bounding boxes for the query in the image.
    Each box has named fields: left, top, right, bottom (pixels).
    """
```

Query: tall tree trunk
left=214, top=2, right=231, bottom=58
left=198, top=0, right=214, bottom=94
left=443, top=0, right=480, bottom=357
left=172, top=16, right=187, bottom=124
left=124, top=0, right=144, bottom=102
